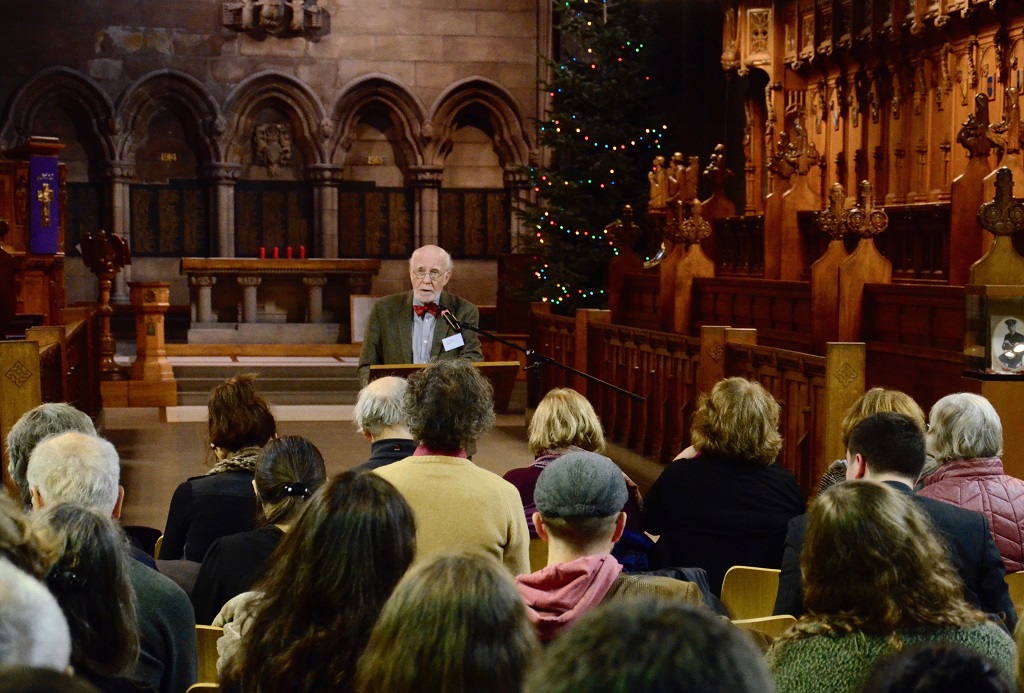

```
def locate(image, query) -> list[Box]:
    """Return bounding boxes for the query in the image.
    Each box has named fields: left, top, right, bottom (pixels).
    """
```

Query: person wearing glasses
left=358, top=244, right=483, bottom=386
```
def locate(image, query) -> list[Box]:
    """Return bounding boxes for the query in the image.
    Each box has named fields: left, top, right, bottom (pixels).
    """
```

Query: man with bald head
left=358, top=244, right=483, bottom=386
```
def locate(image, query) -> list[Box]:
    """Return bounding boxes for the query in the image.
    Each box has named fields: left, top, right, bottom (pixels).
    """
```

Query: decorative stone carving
left=223, top=0, right=327, bottom=38
left=253, top=123, right=292, bottom=175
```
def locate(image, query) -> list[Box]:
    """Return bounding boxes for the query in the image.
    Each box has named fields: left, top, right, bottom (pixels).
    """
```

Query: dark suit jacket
left=357, top=290, right=484, bottom=386
left=773, top=480, right=1017, bottom=631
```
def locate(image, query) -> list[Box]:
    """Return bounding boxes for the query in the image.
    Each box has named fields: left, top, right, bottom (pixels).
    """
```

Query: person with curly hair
left=353, top=552, right=538, bottom=693
left=374, top=360, right=530, bottom=575
left=161, top=374, right=276, bottom=563
left=767, top=481, right=1016, bottom=693
left=217, top=471, right=415, bottom=692
left=644, top=377, right=805, bottom=594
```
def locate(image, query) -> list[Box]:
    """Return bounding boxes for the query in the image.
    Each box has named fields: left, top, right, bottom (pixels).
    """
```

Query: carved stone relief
left=223, top=0, right=328, bottom=38
left=253, top=123, right=292, bottom=175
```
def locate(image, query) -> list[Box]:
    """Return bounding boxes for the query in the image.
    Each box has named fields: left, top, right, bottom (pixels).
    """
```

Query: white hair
left=0, top=558, right=72, bottom=671
left=354, top=376, right=409, bottom=438
left=409, top=245, right=453, bottom=273
left=26, top=432, right=120, bottom=515
left=927, top=392, right=1003, bottom=463
left=6, top=403, right=96, bottom=507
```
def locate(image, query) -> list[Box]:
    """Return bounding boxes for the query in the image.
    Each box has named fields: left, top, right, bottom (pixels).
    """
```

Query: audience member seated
left=217, top=472, right=415, bottom=691
left=526, top=597, right=771, bottom=692
left=162, top=374, right=275, bottom=563
left=0, top=559, right=71, bottom=673
left=0, top=667, right=101, bottom=693
left=918, top=393, right=1024, bottom=573
left=0, top=493, right=55, bottom=581
left=515, top=451, right=701, bottom=641
left=32, top=504, right=146, bottom=692
left=864, top=642, right=1014, bottom=692
left=815, top=387, right=926, bottom=495
left=6, top=403, right=96, bottom=510
left=191, top=436, right=327, bottom=624
left=644, top=377, right=805, bottom=594
left=773, top=413, right=1016, bottom=630
left=351, top=376, right=417, bottom=472
left=374, top=360, right=530, bottom=575
left=766, top=482, right=1016, bottom=693
left=503, top=387, right=644, bottom=537
left=354, top=552, right=538, bottom=693
left=26, top=432, right=198, bottom=693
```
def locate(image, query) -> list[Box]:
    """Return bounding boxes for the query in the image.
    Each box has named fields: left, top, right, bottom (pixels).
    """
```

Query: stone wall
left=0, top=0, right=546, bottom=307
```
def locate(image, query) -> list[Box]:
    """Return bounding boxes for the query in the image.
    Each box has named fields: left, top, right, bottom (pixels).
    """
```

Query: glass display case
left=965, top=284, right=1024, bottom=377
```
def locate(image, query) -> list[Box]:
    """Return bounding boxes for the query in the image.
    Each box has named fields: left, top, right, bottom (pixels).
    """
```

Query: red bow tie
left=414, top=303, right=440, bottom=318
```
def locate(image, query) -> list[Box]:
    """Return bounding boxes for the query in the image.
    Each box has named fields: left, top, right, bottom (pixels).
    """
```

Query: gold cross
left=36, top=183, right=53, bottom=227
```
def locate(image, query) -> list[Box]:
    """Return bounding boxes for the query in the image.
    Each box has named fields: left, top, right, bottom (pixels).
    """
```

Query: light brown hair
left=840, top=387, right=925, bottom=448
left=690, top=378, right=782, bottom=466
left=528, top=388, right=606, bottom=457
left=786, top=482, right=985, bottom=645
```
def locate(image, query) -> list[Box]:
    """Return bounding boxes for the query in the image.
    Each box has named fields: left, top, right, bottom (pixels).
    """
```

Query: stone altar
left=180, top=257, right=380, bottom=344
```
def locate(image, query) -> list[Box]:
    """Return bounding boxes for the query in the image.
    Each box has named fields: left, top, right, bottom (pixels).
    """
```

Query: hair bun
left=283, top=482, right=311, bottom=498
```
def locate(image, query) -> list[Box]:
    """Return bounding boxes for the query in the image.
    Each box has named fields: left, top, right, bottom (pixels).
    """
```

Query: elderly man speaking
left=358, top=244, right=483, bottom=386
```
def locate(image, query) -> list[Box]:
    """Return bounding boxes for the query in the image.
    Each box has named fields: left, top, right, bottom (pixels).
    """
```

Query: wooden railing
left=691, top=278, right=812, bottom=352
left=529, top=305, right=865, bottom=497
left=1, top=305, right=101, bottom=493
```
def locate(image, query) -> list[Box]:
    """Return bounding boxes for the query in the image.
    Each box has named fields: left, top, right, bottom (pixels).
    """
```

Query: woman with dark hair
left=190, top=436, right=327, bottom=624
left=32, top=504, right=146, bottom=693
left=354, top=552, right=538, bottom=693
left=767, top=482, right=1015, bottom=692
left=218, top=471, right=416, bottom=692
left=161, top=374, right=276, bottom=563
left=644, top=377, right=805, bottom=594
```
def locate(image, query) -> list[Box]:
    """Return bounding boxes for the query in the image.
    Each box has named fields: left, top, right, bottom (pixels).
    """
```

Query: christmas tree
left=518, top=0, right=664, bottom=313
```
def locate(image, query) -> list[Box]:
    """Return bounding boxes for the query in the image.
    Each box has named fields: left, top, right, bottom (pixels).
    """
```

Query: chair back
left=1005, top=571, right=1024, bottom=618
left=154, top=534, right=163, bottom=560
left=529, top=537, right=547, bottom=573
left=720, top=566, right=780, bottom=620
left=186, top=685, right=219, bottom=692
left=196, top=625, right=224, bottom=684
left=732, top=614, right=797, bottom=652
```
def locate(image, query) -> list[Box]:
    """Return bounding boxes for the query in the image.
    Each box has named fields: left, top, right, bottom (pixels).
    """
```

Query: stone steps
left=172, top=361, right=360, bottom=406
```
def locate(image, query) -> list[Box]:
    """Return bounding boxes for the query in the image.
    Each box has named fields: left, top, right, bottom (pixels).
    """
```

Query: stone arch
left=0, top=66, right=115, bottom=164
left=115, top=69, right=222, bottom=166
left=223, top=70, right=330, bottom=174
left=331, top=74, right=426, bottom=171
left=426, top=78, right=531, bottom=169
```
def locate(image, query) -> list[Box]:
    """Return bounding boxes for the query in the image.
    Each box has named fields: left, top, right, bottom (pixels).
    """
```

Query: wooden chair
left=1005, top=571, right=1024, bottom=617
left=196, top=625, right=223, bottom=684
left=732, top=614, right=797, bottom=652
left=186, top=685, right=219, bottom=692
left=720, top=566, right=780, bottom=620
left=153, top=535, right=163, bottom=560
left=529, top=538, right=547, bottom=573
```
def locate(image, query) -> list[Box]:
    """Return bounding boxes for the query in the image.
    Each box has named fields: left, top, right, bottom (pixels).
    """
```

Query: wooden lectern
left=368, top=361, right=520, bottom=412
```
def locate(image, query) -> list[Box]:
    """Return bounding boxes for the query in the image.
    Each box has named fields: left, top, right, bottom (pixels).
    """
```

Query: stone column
left=201, top=163, right=242, bottom=257
left=306, top=164, right=342, bottom=258
left=105, top=161, right=136, bottom=303
left=190, top=275, right=217, bottom=323
left=303, top=275, right=327, bottom=322
left=503, top=165, right=531, bottom=251
left=410, top=165, right=443, bottom=247
left=237, top=275, right=261, bottom=323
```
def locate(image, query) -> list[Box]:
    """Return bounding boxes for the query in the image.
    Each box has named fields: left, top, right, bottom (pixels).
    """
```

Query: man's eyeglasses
left=412, top=269, right=447, bottom=280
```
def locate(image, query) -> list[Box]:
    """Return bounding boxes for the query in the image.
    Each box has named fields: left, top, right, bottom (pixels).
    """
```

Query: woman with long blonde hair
left=767, top=481, right=1015, bottom=692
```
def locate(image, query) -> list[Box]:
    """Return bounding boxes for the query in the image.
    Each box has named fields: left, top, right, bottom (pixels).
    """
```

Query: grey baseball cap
left=534, top=451, right=628, bottom=519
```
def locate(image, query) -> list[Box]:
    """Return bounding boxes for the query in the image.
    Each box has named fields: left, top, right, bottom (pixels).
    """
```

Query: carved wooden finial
left=816, top=183, right=848, bottom=240
left=956, top=93, right=993, bottom=158
left=978, top=168, right=1024, bottom=237
left=845, top=180, right=888, bottom=238
left=679, top=200, right=712, bottom=247
left=605, top=205, right=641, bottom=248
